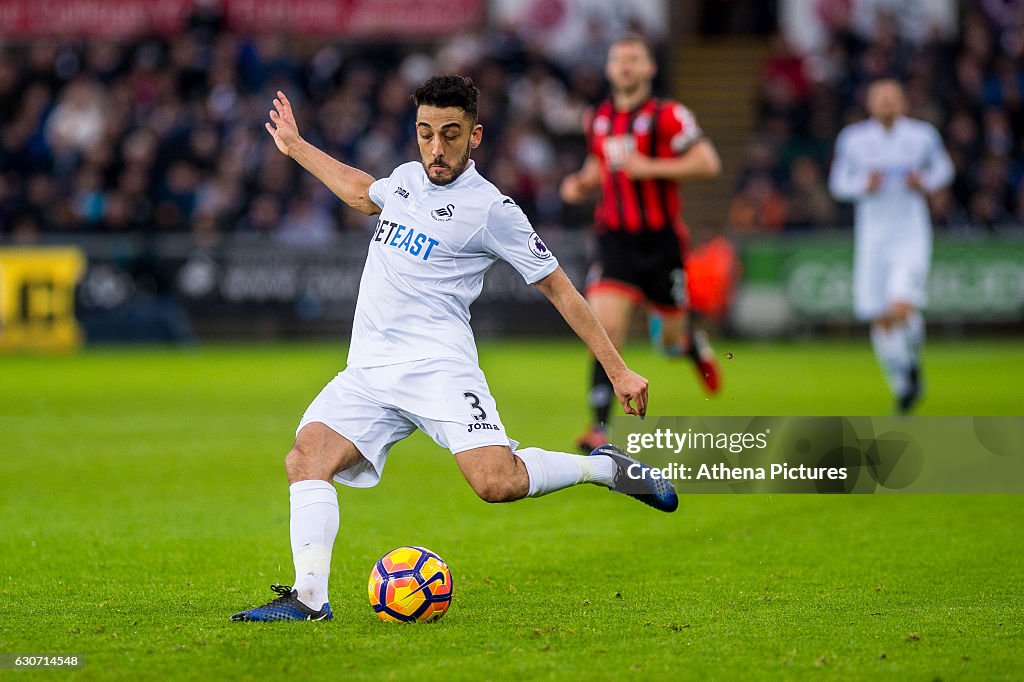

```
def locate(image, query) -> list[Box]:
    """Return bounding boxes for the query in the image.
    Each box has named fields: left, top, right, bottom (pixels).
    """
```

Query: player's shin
left=870, top=322, right=910, bottom=398
left=900, top=311, right=925, bottom=411
left=905, top=310, right=925, bottom=356
left=515, top=447, right=616, bottom=497
left=589, top=359, right=613, bottom=424
left=289, top=480, right=339, bottom=610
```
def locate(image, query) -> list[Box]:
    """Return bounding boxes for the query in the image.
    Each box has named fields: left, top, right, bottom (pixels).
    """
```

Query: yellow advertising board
left=0, top=247, right=86, bottom=352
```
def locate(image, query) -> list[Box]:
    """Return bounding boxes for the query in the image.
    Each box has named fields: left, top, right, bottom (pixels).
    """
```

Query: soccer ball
left=368, top=546, right=453, bottom=623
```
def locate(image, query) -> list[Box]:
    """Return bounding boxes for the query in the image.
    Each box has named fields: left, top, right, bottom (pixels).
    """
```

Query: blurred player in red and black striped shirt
left=561, top=33, right=723, bottom=451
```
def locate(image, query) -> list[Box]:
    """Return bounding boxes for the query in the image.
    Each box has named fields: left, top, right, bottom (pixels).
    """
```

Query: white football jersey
left=348, top=160, right=559, bottom=368
left=829, top=116, right=954, bottom=245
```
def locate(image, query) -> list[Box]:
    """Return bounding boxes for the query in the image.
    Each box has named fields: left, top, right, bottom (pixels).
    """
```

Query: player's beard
left=611, top=77, right=651, bottom=109
left=877, top=113, right=897, bottom=128
left=613, top=78, right=641, bottom=97
left=424, top=141, right=472, bottom=186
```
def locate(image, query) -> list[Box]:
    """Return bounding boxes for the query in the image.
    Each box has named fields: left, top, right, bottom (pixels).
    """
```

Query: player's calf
left=469, top=477, right=529, bottom=503
left=897, top=363, right=923, bottom=414
left=688, top=329, right=721, bottom=394
left=455, top=445, right=531, bottom=503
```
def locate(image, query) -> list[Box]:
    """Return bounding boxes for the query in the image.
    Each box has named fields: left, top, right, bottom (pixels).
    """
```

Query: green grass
left=1, top=339, right=1022, bottom=680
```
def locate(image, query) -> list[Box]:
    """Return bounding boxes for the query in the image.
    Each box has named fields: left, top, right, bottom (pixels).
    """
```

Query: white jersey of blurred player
left=829, top=79, right=954, bottom=412
left=830, top=113, right=953, bottom=319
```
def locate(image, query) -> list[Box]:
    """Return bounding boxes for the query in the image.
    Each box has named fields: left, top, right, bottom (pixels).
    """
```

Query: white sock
left=870, top=322, right=911, bottom=398
left=905, top=310, right=924, bottom=361
left=515, top=447, right=617, bottom=497
left=289, top=479, right=339, bottom=610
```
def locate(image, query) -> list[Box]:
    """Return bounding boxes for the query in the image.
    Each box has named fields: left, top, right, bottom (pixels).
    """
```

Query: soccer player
left=560, top=33, right=723, bottom=452
left=231, top=76, right=678, bottom=623
left=828, top=79, right=954, bottom=413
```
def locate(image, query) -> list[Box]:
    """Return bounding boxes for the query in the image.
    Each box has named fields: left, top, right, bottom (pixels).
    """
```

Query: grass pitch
left=1, top=338, right=1022, bottom=680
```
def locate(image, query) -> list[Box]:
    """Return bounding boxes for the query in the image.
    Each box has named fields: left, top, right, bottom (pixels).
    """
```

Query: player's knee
left=889, top=305, right=913, bottom=324
left=284, top=446, right=306, bottom=479
left=661, top=332, right=685, bottom=353
left=285, top=443, right=329, bottom=483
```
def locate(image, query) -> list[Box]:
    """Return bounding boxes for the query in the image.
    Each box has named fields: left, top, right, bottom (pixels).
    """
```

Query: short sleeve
left=828, top=126, right=867, bottom=201
left=665, top=102, right=705, bottom=155
left=481, top=198, right=559, bottom=284
left=368, top=176, right=390, bottom=210
left=921, top=123, right=955, bottom=193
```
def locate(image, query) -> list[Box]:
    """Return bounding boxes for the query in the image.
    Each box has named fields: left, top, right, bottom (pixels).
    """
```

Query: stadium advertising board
left=734, top=235, right=1024, bottom=332
left=0, top=0, right=484, bottom=37
left=0, top=247, right=85, bottom=352
left=70, top=231, right=588, bottom=341
left=8, top=232, right=1021, bottom=344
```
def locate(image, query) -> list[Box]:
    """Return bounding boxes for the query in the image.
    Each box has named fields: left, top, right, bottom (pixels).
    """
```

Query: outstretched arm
left=266, top=90, right=381, bottom=216
left=533, top=267, right=648, bottom=418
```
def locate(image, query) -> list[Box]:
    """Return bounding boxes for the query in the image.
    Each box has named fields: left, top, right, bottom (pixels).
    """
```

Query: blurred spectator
left=929, top=188, right=973, bottom=232
left=0, top=175, right=19, bottom=228
left=758, top=34, right=812, bottom=134
left=159, top=161, right=201, bottom=222
left=238, top=194, right=282, bottom=237
left=969, top=190, right=1015, bottom=230
left=736, top=140, right=787, bottom=189
left=72, top=165, right=106, bottom=226
left=10, top=214, right=43, bottom=244
left=785, top=155, right=837, bottom=230
left=275, top=193, right=338, bottom=248
left=727, top=174, right=788, bottom=235
left=46, top=77, right=107, bottom=154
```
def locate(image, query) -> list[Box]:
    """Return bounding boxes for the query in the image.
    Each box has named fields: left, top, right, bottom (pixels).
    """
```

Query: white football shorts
left=853, top=233, right=931, bottom=320
left=296, top=358, right=517, bottom=488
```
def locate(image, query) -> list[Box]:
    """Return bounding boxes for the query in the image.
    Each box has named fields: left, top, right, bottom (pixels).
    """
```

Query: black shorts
left=586, top=229, right=688, bottom=312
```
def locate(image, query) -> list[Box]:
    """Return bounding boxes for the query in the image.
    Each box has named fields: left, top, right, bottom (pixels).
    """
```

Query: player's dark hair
left=611, top=31, right=656, bottom=61
left=412, top=74, right=479, bottom=121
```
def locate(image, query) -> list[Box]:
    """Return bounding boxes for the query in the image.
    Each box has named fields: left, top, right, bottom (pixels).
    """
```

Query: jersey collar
left=609, top=95, right=654, bottom=114
left=421, top=159, right=478, bottom=191
left=870, top=116, right=907, bottom=135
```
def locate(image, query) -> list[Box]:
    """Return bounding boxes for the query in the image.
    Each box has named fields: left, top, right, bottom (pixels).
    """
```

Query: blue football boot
left=231, top=584, right=333, bottom=622
left=590, top=444, right=679, bottom=513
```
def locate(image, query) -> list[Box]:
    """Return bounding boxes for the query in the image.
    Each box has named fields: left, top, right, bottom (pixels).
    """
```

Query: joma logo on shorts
left=467, top=422, right=500, bottom=433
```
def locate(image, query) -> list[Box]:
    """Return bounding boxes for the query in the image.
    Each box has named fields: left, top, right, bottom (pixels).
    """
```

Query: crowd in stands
left=733, top=0, right=1024, bottom=234
left=0, top=6, right=611, bottom=245
left=2, top=1, right=1021, bottom=244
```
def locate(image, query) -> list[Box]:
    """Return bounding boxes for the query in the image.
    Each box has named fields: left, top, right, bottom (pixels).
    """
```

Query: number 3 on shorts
left=463, top=392, right=487, bottom=422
